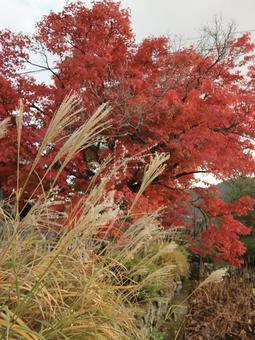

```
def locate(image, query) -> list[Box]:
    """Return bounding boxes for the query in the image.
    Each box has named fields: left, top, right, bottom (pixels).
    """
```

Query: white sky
left=1, top=0, right=254, bottom=185
left=0, top=0, right=254, bottom=41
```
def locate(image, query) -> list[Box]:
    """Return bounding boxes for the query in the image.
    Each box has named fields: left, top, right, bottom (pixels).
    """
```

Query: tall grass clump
left=0, top=93, right=188, bottom=339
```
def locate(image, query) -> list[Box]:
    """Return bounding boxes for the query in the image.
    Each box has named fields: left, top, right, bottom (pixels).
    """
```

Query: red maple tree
left=1, top=1, right=255, bottom=266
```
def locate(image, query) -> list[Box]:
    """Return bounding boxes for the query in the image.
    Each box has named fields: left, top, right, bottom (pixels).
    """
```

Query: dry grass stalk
left=21, top=93, right=111, bottom=198
left=15, top=100, right=25, bottom=221
left=130, top=152, right=169, bottom=211
left=197, top=267, right=228, bottom=289
left=0, top=118, right=10, bottom=139
left=30, top=93, right=83, bottom=172
left=50, top=102, right=111, bottom=187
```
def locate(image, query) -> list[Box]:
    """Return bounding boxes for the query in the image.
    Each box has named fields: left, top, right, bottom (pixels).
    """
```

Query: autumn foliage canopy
left=1, top=1, right=255, bottom=266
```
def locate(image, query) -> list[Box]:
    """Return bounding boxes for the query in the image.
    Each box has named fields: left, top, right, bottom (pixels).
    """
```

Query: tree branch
left=175, top=170, right=209, bottom=179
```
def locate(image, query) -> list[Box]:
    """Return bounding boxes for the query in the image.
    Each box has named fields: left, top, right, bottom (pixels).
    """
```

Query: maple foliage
left=1, top=1, right=255, bottom=266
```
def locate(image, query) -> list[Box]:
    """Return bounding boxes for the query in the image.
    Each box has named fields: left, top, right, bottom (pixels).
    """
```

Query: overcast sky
left=0, top=0, right=255, bottom=42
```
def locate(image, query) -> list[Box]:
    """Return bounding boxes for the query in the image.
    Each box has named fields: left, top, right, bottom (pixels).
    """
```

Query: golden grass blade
left=113, top=209, right=163, bottom=260
left=15, top=100, right=25, bottom=221
left=50, top=102, right=111, bottom=187
left=0, top=117, right=10, bottom=139
left=21, top=92, right=83, bottom=195
left=130, top=152, right=169, bottom=211
left=0, top=311, right=39, bottom=340
left=197, top=267, right=228, bottom=289
left=15, top=99, right=24, bottom=142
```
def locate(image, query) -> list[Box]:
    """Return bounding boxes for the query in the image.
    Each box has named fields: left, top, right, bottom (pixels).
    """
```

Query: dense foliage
left=1, top=1, right=255, bottom=266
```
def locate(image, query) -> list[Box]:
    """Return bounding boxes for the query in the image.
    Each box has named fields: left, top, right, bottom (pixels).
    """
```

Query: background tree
left=220, top=175, right=255, bottom=228
left=220, top=175, right=255, bottom=262
left=0, top=1, right=255, bottom=266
